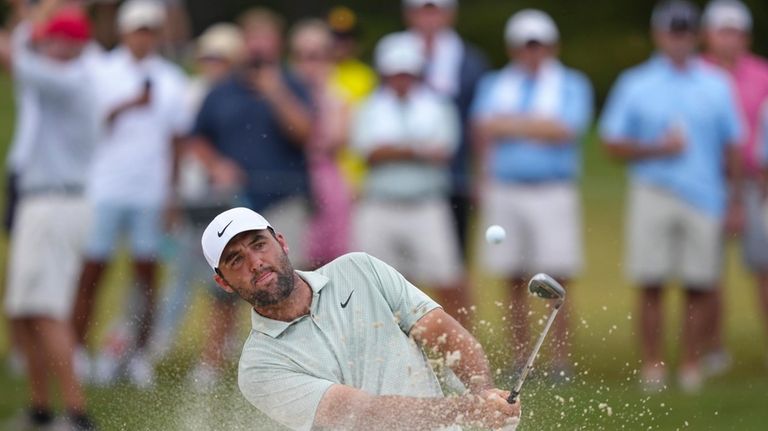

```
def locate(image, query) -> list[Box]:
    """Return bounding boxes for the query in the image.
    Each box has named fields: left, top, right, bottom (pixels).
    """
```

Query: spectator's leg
left=13, top=318, right=50, bottom=411
left=72, top=260, right=108, bottom=346
left=552, top=278, right=571, bottom=366
left=34, top=317, right=86, bottom=413
left=508, top=276, right=530, bottom=361
left=134, top=259, right=157, bottom=350
left=639, top=285, right=664, bottom=368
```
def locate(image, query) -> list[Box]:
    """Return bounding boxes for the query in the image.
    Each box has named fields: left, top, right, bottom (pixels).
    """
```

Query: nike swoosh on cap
left=217, top=220, right=234, bottom=238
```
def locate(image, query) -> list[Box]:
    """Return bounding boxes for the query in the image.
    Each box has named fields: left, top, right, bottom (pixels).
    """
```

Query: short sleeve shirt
left=470, top=63, right=593, bottom=183
left=238, top=253, right=444, bottom=431
left=192, top=71, right=311, bottom=211
left=599, top=55, right=743, bottom=218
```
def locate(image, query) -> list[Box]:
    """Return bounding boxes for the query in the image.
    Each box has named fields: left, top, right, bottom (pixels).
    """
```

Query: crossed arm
left=313, top=308, right=520, bottom=430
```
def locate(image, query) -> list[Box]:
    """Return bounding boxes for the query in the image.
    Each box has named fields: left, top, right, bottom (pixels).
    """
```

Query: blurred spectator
left=187, top=7, right=313, bottom=267
left=326, top=5, right=377, bottom=194
left=471, top=9, right=593, bottom=376
left=403, top=0, right=489, bottom=265
left=600, top=0, right=742, bottom=393
left=2, top=3, right=99, bottom=429
left=701, top=0, right=768, bottom=375
left=351, top=32, right=469, bottom=324
left=72, top=0, right=190, bottom=388
left=88, top=0, right=190, bottom=54
left=147, top=22, right=246, bottom=391
left=289, top=19, right=353, bottom=267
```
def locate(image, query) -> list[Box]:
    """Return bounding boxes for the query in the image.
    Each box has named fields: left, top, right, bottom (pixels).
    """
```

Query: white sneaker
left=678, top=366, right=703, bottom=394
left=188, top=363, right=221, bottom=393
left=73, top=347, right=92, bottom=383
left=92, top=352, right=121, bottom=387
left=126, top=353, right=155, bottom=389
left=702, top=350, right=732, bottom=378
left=640, top=364, right=667, bottom=393
left=7, top=348, right=26, bottom=377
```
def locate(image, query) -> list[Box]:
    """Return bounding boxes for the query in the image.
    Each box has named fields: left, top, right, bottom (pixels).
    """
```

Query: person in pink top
left=288, top=19, right=353, bottom=267
left=701, top=0, right=768, bottom=373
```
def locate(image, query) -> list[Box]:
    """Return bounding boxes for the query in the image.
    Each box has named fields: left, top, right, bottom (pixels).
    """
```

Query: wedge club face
left=528, top=273, right=566, bottom=301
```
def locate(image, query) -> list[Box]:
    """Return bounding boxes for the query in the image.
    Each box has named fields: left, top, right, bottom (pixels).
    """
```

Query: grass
left=0, top=72, right=767, bottom=430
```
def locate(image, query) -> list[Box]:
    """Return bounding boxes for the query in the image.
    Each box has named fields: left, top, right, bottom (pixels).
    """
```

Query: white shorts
left=353, top=199, right=463, bottom=286
left=480, top=182, right=582, bottom=278
left=4, top=195, right=91, bottom=320
left=626, top=183, right=722, bottom=288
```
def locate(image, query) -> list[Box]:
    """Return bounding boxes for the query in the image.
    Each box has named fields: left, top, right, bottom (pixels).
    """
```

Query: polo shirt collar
left=652, top=52, right=699, bottom=74
left=249, top=270, right=330, bottom=338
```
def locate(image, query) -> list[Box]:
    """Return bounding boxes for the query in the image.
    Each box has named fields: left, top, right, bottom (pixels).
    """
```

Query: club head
left=528, top=273, right=566, bottom=301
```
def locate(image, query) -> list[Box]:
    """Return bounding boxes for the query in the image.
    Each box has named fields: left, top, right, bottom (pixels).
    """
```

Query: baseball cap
left=702, top=0, right=752, bottom=32
left=117, top=0, right=166, bottom=34
left=201, top=207, right=273, bottom=270
left=374, top=32, right=425, bottom=76
left=197, top=23, right=246, bottom=62
left=651, top=0, right=700, bottom=32
left=403, top=0, right=457, bottom=9
left=327, top=6, right=360, bottom=38
left=38, top=7, right=91, bottom=42
left=504, top=9, right=559, bottom=48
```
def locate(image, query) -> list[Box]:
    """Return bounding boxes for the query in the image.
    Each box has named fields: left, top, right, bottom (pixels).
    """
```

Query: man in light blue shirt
left=599, top=0, right=742, bottom=393
left=471, top=9, right=593, bottom=375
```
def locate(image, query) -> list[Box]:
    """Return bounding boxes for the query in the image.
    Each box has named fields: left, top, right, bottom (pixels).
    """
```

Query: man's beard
left=247, top=250, right=296, bottom=307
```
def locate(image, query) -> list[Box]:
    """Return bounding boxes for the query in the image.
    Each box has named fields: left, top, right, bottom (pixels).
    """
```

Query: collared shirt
left=192, top=71, right=311, bottom=211
left=702, top=53, right=768, bottom=175
left=87, top=47, right=191, bottom=206
left=352, top=85, right=460, bottom=200
left=238, top=253, right=444, bottom=431
left=10, top=23, right=101, bottom=195
left=600, top=54, right=743, bottom=218
left=470, top=61, right=593, bottom=183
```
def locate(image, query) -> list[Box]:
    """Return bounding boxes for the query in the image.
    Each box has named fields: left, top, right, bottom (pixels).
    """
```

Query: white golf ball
left=485, top=225, right=506, bottom=244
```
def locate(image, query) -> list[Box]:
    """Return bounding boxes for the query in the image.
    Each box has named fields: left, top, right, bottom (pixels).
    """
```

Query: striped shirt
left=238, top=252, right=447, bottom=431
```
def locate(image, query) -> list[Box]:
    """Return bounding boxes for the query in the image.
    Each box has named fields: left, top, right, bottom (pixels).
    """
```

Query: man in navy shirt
left=189, top=7, right=313, bottom=267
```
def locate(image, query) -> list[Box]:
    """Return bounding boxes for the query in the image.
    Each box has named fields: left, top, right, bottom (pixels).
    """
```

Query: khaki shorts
left=480, top=182, right=583, bottom=278
left=626, top=183, right=722, bottom=288
left=353, top=199, right=463, bottom=286
left=262, top=196, right=310, bottom=270
left=4, top=195, right=91, bottom=320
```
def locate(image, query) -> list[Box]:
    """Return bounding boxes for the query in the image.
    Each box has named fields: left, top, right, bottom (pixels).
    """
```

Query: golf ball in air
left=485, top=225, right=506, bottom=244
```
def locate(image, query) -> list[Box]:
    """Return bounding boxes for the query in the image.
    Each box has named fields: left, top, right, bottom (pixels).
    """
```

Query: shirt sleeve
left=561, top=71, right=594, bottom=137
left=238, top=344, right=335, bottom=431
left=191, top=87, right=220, bottom=144
left=170, top=73, right=194, bottom=136
left=12, top=23, right=88, bottom=98
left=718, top=77, right=744, bottom=147
left=349, top=99, right=377, bottom=157
left=599, top=73, right=634, bottom=142
left=364, top=253, right=440, bottom=334
left=429, top=98, right=461, bottom=156
left=468, top=73, right=495, bottom=121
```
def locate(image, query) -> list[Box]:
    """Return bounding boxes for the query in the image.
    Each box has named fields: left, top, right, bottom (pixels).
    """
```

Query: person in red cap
left=2, top=0, right=99, bottom=429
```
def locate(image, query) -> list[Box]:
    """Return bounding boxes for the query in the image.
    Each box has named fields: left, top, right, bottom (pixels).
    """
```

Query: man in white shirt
left=3, top=2, right=99, bottom=428
left=352, top=32, right=470, bottom=324
left=71, top=0, right=190, bottom=388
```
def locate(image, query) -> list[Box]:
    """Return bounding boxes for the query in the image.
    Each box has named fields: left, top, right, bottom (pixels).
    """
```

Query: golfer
left=202, top=207, right=521, bottom=430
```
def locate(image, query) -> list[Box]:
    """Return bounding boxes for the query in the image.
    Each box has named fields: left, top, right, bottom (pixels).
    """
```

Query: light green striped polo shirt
left=237, top=252, right=447, bottom=431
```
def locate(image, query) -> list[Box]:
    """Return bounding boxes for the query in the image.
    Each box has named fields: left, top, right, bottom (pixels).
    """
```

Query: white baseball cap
left=403, top=0, right=457, bottom=9
left=197, top=23, right=246, bottom=62
left=201, top=207, right=272, bottom=270
left=504, top=9, right=559, bottom=47
left=374, top=32, right=425, bottom=76
left=702, top=0, right=752, bottom=32
left=117, top=0, right=166, bottom=34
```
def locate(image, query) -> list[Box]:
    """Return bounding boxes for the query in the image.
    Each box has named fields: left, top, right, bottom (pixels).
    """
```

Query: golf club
left=507, top=273, right=566, bottom=404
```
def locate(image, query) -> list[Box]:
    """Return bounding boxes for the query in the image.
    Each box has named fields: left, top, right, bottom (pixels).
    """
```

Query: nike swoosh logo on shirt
left=341, top=290, right=355, bottom=308
left=217, top=220, right=234, bottom=238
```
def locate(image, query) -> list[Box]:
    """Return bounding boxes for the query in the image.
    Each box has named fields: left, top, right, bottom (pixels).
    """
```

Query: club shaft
left=508, top=301, right=562, bottom=403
